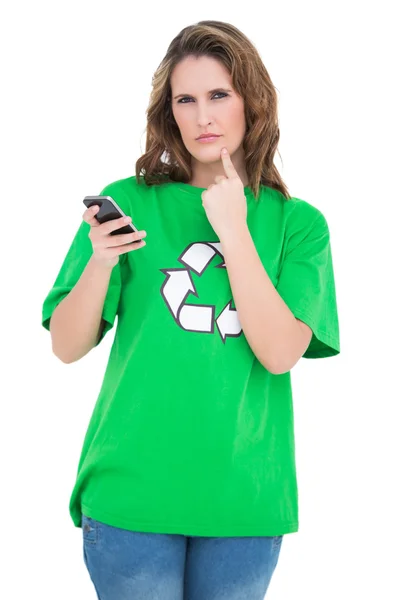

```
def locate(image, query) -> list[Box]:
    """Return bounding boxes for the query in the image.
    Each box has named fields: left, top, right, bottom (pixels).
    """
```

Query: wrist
left=219, top=222, right=250, bottom=246
left=90, top=254, right=117, bottom=271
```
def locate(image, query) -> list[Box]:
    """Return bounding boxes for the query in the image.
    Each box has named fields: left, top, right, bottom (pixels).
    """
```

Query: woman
left=42, top=20, right=340, bottom=600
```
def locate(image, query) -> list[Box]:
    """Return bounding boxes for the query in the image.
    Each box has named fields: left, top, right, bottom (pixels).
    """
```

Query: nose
left=196, top=101, right=213, bottom=127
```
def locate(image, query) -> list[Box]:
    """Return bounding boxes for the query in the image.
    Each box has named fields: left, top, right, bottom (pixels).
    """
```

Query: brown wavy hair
left=135, top=20, right=291, bottom=201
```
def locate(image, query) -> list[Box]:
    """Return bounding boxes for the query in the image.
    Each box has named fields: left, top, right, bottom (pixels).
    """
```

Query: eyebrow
left=173, top=87, right=232, bottom=100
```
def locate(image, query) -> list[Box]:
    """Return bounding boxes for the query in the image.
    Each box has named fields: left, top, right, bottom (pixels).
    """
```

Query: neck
left=189, top=148, right=249, bottom=188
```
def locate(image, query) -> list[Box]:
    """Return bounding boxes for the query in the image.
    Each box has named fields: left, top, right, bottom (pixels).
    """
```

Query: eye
left=177, top=92, right=228, bottom=104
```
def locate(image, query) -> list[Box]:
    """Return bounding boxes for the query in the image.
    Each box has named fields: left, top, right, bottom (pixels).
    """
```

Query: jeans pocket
left=82, top=514, right=98, bottom=545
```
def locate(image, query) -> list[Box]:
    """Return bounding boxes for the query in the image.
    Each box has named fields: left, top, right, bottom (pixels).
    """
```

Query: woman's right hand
left=82, top=205, right=147, bottom=268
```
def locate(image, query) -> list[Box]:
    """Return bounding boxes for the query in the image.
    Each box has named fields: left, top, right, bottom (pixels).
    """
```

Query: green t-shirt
left=41, top=175, right=340, bottom=537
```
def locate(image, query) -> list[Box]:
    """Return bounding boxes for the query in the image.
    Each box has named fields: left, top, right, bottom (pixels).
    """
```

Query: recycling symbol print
left=160, top=241, right=242, bottom=343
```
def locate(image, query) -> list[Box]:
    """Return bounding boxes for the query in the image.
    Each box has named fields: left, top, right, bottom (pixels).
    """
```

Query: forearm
left=50, top=255, right=114, bottom=363
left=219, top=224, right=299, bottom=373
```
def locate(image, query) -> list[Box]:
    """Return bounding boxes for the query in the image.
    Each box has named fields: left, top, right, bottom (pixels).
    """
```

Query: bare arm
left=50, top=255, right=114, bottom=363
left=220, top=224, right=312, bottom=374
left=48, top=204, right=147, bottom=363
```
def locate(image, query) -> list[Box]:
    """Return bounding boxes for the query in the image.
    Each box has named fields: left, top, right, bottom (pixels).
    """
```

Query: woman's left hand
left=201, top=147, right=248, bottom=240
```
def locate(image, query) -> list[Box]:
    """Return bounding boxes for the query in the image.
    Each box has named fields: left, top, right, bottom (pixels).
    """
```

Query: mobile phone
left=83, top=195, right=142, bottom=241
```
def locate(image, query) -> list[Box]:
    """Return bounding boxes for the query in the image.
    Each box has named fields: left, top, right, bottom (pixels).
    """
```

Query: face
left=170, top=55, right=247, bottom=166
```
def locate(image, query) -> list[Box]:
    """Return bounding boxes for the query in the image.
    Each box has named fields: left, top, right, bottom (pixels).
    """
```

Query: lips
left=196, top=134, right=221, bottom=140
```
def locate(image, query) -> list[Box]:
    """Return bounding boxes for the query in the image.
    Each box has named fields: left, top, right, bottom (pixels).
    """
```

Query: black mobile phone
left=83, top=195, right=142, bottom=241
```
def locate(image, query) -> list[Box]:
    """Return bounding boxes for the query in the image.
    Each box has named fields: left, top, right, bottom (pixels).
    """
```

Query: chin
left=193, top=147, right=224, bottom=161
left=197, top=156, right=222, bottom=166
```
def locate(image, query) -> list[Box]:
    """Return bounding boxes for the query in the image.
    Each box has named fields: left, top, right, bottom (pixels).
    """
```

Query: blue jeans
left=82, top=513, right=283, bottom=599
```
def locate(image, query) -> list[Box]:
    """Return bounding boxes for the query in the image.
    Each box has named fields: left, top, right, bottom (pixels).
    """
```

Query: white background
left=2, top=1, right=399, bottom=598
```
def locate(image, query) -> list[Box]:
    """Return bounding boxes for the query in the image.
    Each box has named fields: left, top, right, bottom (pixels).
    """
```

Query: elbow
left=51, top=336, right=79, bottom=364
left=259, top=355, right=282, bottom=375
left=259, top=330, right=306, bottom=374
left=272, top=355, right=302, bottom=375
left=260, top=353, right=296, bottom=375
left=51, top=343, right=73, bottom=364
left=270, top=363, right=292, bottom=375
left=266, top=363, right=288, bottom=376
left=52, top=344, right=84, bottom=364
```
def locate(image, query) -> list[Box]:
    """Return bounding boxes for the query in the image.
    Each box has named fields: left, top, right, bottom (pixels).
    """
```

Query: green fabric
left=41, top=176, right=340, bottom=536
left=42, top=218, right=124, bottom=345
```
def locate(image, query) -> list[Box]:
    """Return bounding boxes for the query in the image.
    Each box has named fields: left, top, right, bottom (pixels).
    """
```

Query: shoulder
left=99, top=175, right=146, bottom=199
left=97, top=175, right=152, bottom=214
left=282, top=195, right=329, bottom=236
left=261, top=187, right=328, bottom=231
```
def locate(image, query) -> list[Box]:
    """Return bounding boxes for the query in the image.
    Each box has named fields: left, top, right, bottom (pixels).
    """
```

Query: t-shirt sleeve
left=275, top=203, right=340, bottom=359
left=41, top=195, right=123, bottom=347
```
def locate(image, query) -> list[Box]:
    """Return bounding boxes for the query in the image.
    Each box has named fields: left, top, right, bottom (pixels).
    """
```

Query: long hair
left=135, top=20, right=291, bottom=201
